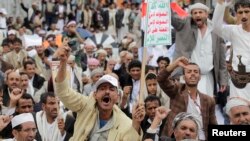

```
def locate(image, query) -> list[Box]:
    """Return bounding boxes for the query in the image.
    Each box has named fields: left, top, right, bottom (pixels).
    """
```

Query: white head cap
left=103, top=44, right=113, bottom=49
left=68, top=55, right=75, bottom=61
left=8, top=29, right=16, bottom=35
left=189, top=3, right=210, bottom=13
left=226, top=98, right=249, bottom=115
left=94, top=74, right=118, bottom=91
left=11, top=113, right=34, bottom=128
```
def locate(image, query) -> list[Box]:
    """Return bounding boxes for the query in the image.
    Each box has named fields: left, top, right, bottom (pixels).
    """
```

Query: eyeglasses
left=19, top=128, right=37, bottom=133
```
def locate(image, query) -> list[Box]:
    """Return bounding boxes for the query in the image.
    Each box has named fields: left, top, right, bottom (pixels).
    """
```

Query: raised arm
left=157, top=57, right=189, bottom=98
left=54, top=46, right=88, bottom=112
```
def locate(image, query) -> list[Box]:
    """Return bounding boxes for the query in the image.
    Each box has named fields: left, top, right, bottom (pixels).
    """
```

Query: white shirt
left=191, top=23, right=214, bottom=96
left=213, top=3, right=250, bottom=100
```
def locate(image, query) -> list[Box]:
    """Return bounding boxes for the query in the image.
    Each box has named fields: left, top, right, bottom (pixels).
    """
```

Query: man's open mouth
left=102, top=96, right=111, bottom=103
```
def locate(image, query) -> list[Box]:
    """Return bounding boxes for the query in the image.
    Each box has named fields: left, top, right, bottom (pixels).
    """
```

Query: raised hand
left=58, top=118, right=65, bottom=136
left=0, top=115, right=11, bottom=131
left=155, top=106, right=171, bottom=120
left=9, top=88, right=23, bottom=107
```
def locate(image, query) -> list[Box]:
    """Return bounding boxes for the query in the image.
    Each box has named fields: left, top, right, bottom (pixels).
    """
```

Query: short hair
left=13, top=38, right=22, bottom=44
left=16, top=93, right=35, bottom=107
left=19, top=72, right=28, bottom=77
left=145, top=72, right=157, bottom=81
left=235, top=0, right=250, bottom=12
left=145, top=65, right=156, bottom=74
left=128, top=60, right=141, bottom=71
left=144, top=95, right=161, bottom=107
left=40, top=92, right=55, bottom=104
left=182, top=62, right=200, bottom=74
left=157, top=56, right=170, bottom=64
left=23, top=60, right=35, bottom=70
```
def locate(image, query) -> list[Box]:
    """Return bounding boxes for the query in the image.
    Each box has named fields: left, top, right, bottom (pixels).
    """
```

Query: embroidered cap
left=189, top=3, right=210, bottom=13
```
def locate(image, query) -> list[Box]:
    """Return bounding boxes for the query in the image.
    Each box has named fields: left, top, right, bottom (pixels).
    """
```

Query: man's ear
left=12, top=130, right=18, bottom=137
left=93, top=91, right=97, bottom=98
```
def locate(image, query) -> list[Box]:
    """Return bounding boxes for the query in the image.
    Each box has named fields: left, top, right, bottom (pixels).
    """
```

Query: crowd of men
left=0, top=0, right=250, bottom=141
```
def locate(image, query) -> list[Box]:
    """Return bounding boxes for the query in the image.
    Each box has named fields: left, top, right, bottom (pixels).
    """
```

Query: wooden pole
left=139, top=47, right=147, bottom=103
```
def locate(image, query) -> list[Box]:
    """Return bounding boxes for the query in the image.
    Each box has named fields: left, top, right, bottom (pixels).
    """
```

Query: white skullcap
left=0, top=8, right=7, bottom=15
left=67, top=21, right=76, bottom=27
left=8, top=29, right=16, bottom=35
left=103, top=44, right=112, bottom=49
left=12, top=113, right=34, bottom=128
left=68, top=55, right=75, bottom=61
left=189, top=3, right=210, bottom=13
left=226, top=98, right=249, bottom=115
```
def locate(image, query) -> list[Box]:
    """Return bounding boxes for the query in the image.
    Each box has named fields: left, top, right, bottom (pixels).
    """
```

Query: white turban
left=12, top=113, right=34, bottom=128
left=189, top=3, right=210, bottom=13
left=226, top=98, right=249, bottom=115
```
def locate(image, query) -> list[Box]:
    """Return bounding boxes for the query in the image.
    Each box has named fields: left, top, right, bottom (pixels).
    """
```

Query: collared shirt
left=191, top=22, right=214, bottom=96
left=187, top=94, right=205, bottom=140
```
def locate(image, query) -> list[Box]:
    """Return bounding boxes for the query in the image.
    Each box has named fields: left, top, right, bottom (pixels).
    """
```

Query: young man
left=171, top=2, right=228, bottom=97
left=157, top=57, right=217, bottom=141
left=213, top=0, right=250, bottom=100
left=54, top=46, right=144, bottom=140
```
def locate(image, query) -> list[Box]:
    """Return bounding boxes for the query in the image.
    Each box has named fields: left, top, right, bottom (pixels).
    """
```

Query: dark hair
left=182, top=62, right=200, bottom=75
left=23, top=60, right=35, bottom=70
left=13, top=38, right=22, bottom=44
left=16, top=93, right=35, bottom=107
left=157, top=56, right=170, bottom=64
left=144, top=95, right=161, bottom=107
left=145, top=65, right=156, bottom=74
left=128, top=60, right=141, bottom=71
left=40, top=92, right=55, bottom=104
left=13, top=124, right=22, bottom=131
left=19, top=72, right=28, bottom=76
left=235, top=0, right=250, bottom=12
left=145, top=72, right=157, bottom=81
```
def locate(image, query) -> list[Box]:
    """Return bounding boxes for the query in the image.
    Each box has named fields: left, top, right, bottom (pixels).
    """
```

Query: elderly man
left=144, top=110, right=200, bottom=141
left=158, top=57, right=217, bottom=141
left=226, top=98, right=250, bottom=125
left=171, top=2, right=228, bottom=97
left=54, top=46, right=144, bottom=140
left=3, top=113, right=37, bottom=141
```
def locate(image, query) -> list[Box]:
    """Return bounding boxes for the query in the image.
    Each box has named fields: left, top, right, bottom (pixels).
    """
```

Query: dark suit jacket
left=171, top=11, right=228, bottom=88
left=157, top=70, right=217, bottom=140
left=115, top=9, right=124, bottom=29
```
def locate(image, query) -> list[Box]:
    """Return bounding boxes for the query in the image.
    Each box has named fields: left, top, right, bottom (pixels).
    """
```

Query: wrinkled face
left=191, top=9, right=208, bottom=28
left=145, top=100, right=160, bottom=121
left=16, top=98, right=34, bottom=114
left=174, top=119, right=198, bottom=141
left=129, top=67, right=141, bottom=80
left=20, top=74, right=29, bottom=89
left=42, top=96, right=58, bottom=119
left=7, top=72, right=20, bottom=90
left=158, top=60, right=168, bottom=69
left=25, top=64, right=36, bottom=79
left=183, top=65, right=200, bottom=87
left=94, top=83, right=118, bottom=112
left=125, top=55, right=133, bottom=66
left=13, top=122, right=37, bottom=141
left=236, top=6, right=250, bottom=27
left=230, top=105, right=250, bottom=125
left=146, top=79, right=157, bottom=95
